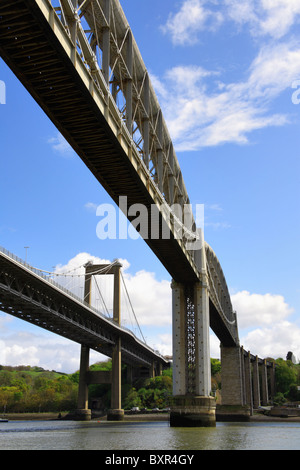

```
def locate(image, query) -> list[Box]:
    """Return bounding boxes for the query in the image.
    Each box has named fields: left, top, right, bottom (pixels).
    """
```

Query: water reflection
left=0, top=420, right=299, bottom=450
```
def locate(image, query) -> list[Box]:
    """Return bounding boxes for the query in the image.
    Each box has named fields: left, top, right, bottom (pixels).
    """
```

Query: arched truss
left=52, top=0, right=192, bottom=213
left=205, top=243, right=239, bottom=344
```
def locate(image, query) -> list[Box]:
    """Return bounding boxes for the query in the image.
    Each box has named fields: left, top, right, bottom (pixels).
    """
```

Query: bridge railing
left=0, top=245, right=167, bottom=360
left=49, top=0, right=200, bottom=261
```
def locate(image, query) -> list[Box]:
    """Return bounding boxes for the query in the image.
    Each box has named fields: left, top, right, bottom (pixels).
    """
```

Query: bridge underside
left=0, top=0, right=239, bottom=350
left=0, top=0, right=199, bottom=286
left=209, top=299, right=236, bottom=347
left=0, top=252, right=167, bottom=369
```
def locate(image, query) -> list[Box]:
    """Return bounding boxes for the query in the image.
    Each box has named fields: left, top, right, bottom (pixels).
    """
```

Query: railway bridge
left=0, top=0, right=276, bottom=425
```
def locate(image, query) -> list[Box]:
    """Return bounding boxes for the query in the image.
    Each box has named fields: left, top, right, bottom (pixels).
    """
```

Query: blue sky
left=0, top=0, right=300, bottom=372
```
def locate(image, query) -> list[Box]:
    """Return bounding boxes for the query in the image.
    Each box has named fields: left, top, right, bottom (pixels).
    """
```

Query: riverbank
left=1, top=411, right=300, bottom=423
left=0, top=412, right=66, bottom=421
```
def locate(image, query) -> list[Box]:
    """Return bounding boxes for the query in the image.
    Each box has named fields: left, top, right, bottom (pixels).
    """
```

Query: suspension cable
left=120, top=271, right=146, bottom=343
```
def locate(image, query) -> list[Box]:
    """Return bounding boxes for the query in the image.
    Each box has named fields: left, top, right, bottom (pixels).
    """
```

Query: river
left=0, top=419, right=299, bottom=451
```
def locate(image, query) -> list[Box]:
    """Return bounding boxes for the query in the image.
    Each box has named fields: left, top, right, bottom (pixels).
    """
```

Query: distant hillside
left=0, top=364, right=78, bottom=413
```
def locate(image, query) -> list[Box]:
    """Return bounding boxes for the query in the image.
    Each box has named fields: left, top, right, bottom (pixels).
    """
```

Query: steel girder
left=0, top=249, right=168, bottom=368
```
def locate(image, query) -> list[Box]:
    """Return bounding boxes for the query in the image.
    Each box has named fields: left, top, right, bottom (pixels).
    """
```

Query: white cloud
left=231, top=289, right=299, bottom=360
left=225, top=0, right=300, bottom=39
left=122, top=270, right=171, bottom=327
left=231, top=290, right=293, bottom=329
left=48, top=132, right=74, bottom=157
left=240, top=321, right=300, bottom=361
left=151, top=38, right=300, bottom=149
left=84, top=202, right=98, bottom=212
left=161, top=0, right=300, bottom=45
left=0, top=330, right=85, bottom=373
left=161, top=0, right=223, bottom=45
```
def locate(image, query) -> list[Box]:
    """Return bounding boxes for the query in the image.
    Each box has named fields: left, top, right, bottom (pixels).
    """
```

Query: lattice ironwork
left=185, top=285, right=196, bottom=395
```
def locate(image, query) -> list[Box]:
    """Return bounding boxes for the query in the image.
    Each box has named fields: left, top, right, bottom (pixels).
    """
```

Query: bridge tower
left=76, top=261, right=124, bottom=421
left=170, top=242, right=216, bottom=427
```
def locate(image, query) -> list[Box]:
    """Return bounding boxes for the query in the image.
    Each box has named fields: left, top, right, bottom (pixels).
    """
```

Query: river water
left=0, top=419, right=299, bottom=451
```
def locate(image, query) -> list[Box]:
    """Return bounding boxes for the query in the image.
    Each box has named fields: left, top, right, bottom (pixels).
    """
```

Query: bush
left=273, top=393, right=286, bottom=406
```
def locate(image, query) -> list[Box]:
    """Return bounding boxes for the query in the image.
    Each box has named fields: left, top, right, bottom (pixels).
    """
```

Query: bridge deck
left=0, top=248, right=168, bottom=368
left=0, top=0, right=238, bottom=347
left=0, top=0, right=199, bottom=285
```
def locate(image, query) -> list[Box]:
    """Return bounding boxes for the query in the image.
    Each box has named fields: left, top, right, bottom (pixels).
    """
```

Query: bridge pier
left=252, top=355, right=261, bottom=409
left=217, top=345, right=251, bottom=421
left=75, top=344, right=92, bottom=421
left=170, top=279, right=216, bottom=427
left=102, top=261, right=124, bottom=421
left=218, top=347, right=276, bottom=421
left=75, top=261, right=124, bottom=421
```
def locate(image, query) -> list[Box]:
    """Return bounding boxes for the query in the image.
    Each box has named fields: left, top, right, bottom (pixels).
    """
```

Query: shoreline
left=1, top=412, right=300, bottom=423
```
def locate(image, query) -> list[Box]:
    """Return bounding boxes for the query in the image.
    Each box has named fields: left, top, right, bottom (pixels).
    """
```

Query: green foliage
left=11, top=355, right=300, bottom=414
left=273, top=392, right=286, bottom=406
left=288, top=384, right=300, bottom=402
left=121, top=373, right=173, bottom=410
left=211, top=358, right=221, bottom=376
left=0, top=365, right=77, bottom=413
left=275, top=358, right=299, bottom=395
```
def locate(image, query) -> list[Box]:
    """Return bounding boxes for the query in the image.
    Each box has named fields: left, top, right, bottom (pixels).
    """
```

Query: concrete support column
left=240, top=346, right=246, bottom=405
left=252, top=355, right=261, bottom=409
left=113, top=262, right=121, bottom=325
left=194, top=281, right=211, bottom=397
left=108, top=263, right=124, bottom=421
left=76, top=345, right=91, bottom=420
left=171, top=281, right=187, bottom=396
left=108, top=337, right=123, bottom=420
left=220, top=345, right=244, bottom=405
left=218, top=345, right=250, bottom=421
left=75, top=263, right=93, bottom=420
left=170, top=273, right=216, bottom=427
left=260, top=359, right=269, bottom=406
left=269, top=362, right=276, bottom=401
left=150, top=361, right=155, bottom=379
left=244, top=351, right=253, bottom=415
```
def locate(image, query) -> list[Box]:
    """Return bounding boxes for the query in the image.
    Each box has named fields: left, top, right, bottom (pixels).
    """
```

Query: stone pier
left=217, top=345, right=251, bottom=421
left=217, top=346, right=276, bottom=421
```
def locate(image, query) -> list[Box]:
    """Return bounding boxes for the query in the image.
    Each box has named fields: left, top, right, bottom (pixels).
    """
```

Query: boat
left=0, top=419, right=8, bottom=422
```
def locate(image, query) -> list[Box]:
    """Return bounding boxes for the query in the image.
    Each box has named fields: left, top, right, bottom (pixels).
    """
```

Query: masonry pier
left=217, top=346, right=276, bottom=421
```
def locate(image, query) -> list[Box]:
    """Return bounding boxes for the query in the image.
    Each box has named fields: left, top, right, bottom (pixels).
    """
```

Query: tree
left=275, top=358, right=298, bottom=395
left=211, top=358, right=221, bottom=376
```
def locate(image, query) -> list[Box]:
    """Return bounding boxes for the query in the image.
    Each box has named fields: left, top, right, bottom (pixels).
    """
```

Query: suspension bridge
left=0, top=0, right=276, bottom=425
